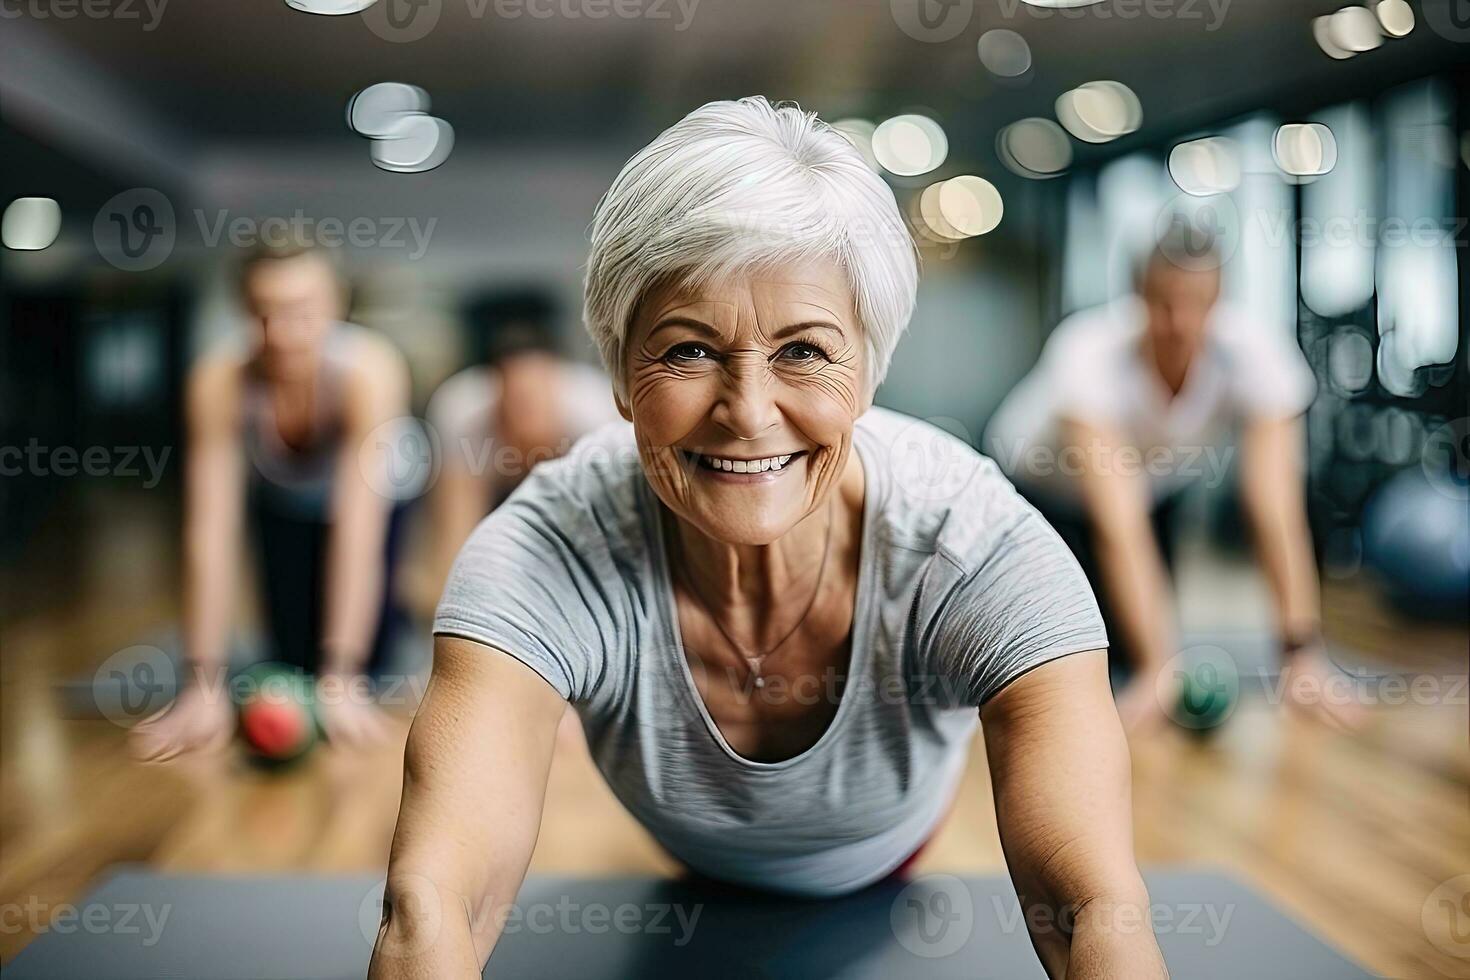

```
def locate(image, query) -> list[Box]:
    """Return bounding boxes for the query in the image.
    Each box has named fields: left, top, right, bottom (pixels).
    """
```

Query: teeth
left=698, top=453, right=796, bottom=473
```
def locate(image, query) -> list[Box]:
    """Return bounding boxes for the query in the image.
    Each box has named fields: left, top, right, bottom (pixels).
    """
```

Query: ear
left=615, top=391, right=633, bottom=423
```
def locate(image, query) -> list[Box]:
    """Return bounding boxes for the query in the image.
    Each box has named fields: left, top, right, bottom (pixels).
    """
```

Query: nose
left=710, top=352, right=780, bottom=441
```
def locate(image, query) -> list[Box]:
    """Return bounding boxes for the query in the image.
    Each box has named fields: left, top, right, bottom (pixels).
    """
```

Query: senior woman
left=370, top=97, right=1167, bottom=979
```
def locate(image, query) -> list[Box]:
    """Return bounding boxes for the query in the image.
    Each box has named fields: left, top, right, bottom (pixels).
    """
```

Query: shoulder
left=427, top=365, right=498, bottom=438
left=496, top=417, right=644, bottom=540
left=186, top=349, right=248, bottom=427
left=1207, top=306, right=1301, bottom=365
left=1206, top=308, right=1316, bottom=412
left=856, top=407, right=1040, bottom=576
left=559, top=361, right=623, bottom=431
left=1042, top=300, right=1139, bottom=366
left=334, top=323, right=408, bottom=385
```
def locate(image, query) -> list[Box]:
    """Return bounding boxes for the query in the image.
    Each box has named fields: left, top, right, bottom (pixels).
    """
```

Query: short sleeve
left=432, top=478, right=610, bottom=703
left=922, top=511, right=1108, bottom=707
left=426, top=368, right=498, bottom=474
left=1044, top=311, right=1129, bottom=428
left=1221, top=321, right=1317, bottom=421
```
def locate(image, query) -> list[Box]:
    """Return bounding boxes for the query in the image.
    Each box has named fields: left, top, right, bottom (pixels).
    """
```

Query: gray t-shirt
left=435, top=406, right=1106, bottom=897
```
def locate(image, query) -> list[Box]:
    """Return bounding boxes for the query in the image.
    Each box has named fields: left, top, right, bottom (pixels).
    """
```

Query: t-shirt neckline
left=643, top=427, right=880, bottom=772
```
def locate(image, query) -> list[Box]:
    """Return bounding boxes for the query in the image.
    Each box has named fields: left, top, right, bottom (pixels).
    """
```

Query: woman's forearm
left=369, top=875, right=483, bottom=980
left=321, top=467, right=392, bottom=674
left=372, top=638, right=565, bottom=975
left=1240, top=417, right=1321, bottom=640
left=1091, top=516, right=1177, bottom=671
left=181, top=441, right=243, bottom=680
left=1062, top=890, right=1170, bottom=979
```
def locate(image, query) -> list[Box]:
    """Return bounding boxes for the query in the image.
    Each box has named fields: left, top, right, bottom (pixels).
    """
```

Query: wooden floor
left=1, top=491, right=1466, bottom=978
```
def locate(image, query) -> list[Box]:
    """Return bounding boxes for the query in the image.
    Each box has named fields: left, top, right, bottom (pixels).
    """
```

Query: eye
left=779, top=341, right=830, bottom=363
left=664, top=342, right=714, bottom=364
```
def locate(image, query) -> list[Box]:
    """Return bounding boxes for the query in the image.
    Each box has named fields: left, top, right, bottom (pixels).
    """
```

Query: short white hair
left=583, top=96, right=919, bottom=401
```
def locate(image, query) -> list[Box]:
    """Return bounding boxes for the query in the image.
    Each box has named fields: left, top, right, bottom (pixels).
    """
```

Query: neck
left=667, top=448, right=862, bottom=634
left=1142, top=335, right=1192, bottom=397
left=670, top=499, right=829, bottom=617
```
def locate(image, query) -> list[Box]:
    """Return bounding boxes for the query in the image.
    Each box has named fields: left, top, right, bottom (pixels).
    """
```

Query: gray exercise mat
left=5, top=868, right=1372, bottom=979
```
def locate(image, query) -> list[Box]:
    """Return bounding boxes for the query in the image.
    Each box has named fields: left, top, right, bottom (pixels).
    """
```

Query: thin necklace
left=671, top=499, right=835, bottom=689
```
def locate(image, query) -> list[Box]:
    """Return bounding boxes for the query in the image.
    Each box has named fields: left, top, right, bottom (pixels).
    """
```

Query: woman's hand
left=315, top=669, right=403, bottom=748
left=129, top=682, right=234, bottom=763
left=1279, top=645, right=1368, bottom=731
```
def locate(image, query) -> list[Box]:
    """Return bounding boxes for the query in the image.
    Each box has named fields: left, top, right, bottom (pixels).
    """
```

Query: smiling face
left=243, top=251, right=343, bottom=378
left=620, top=257, right=870, bottom=546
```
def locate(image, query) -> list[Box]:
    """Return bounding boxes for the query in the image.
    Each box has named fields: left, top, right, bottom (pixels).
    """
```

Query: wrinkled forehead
left=632, top=257, right=861, bottom=340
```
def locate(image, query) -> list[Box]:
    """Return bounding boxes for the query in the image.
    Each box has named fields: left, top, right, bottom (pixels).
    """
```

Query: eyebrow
left=648, top=317, right=846, bottom=341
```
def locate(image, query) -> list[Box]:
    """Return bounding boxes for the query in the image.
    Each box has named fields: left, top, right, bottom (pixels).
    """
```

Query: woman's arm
left=1238, top=415, right=1319, bottom=640
left=369, top=635, right=565, bottom=979
left=321, top=336, right=409, bottom=676
left=428, top=460, right=496, bottom=610
left=1238, top=415, right=1362, bottom=728
left=981, top=649, right=1168, bottom=980
left=181, top=356, right=246, bottom=684
left=130, top=358, right=243, bottom=761
left=1062, top=417, right=1177, bottom=732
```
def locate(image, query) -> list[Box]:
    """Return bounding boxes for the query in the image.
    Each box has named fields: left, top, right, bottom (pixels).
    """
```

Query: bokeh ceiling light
left=831, top=118, right=880, bottom=170
left=1328, top=5, right=1383, bottom=52
left=977, top=30, right=1032, bottom=78
left=1167, top=137, right=1241, bottom=196
left=1055, top=81, right=1142, bottom=144
left=1375, top=0, right=1414, bottom=36
left=1019, top=0, right=1106, bottom=6
left=918, top=182, right=966, bottom=242
left=939, top=176, right=1004, bottom=236
left=2, top=197, right=62, bottom=251
left=873, top=114, right=948, bottom=177
left=997, top=118, right=1072, bottom=179
left=1313, top=15, right=1356, bottom=58
left=1274, top=123, right=1339, bottom=177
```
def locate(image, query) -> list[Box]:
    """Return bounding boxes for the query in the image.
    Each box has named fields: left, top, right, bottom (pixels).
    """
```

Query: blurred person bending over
left=986, top=233, right=1358, bottom=733
left=424, top=288, right=619, bottom=600
left=132, top=243, right=411, bottom=761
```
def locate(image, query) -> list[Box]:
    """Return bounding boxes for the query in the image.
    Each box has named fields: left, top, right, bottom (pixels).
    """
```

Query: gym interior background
left=1, top=1, right=1467, bottom=977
